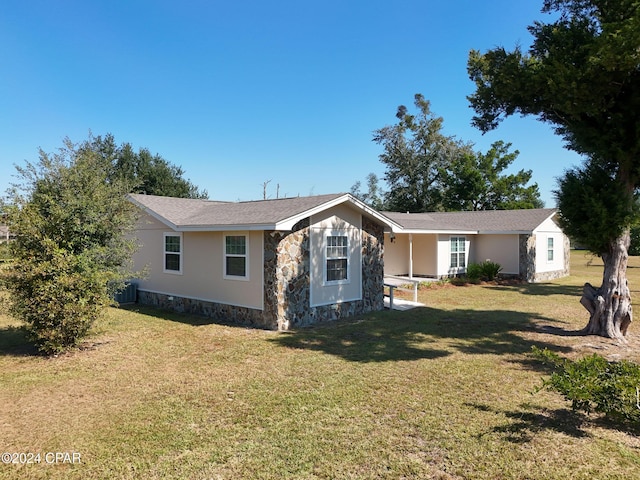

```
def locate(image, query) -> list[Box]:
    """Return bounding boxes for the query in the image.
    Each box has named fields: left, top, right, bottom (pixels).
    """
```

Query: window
left=224, top=234, right=248, bottom=279
left=450, top=236, right=466, bottom=269
left=164, top=233, right=182, bottom=274
left=326, top=235, right=348, bottom=282
left=547, top=237, right=554, bottom=262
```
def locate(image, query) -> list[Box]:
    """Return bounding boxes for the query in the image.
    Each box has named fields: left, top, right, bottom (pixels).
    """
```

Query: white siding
left=309, top=204, right=362, bottom=307
left=534, top=217, right=565, bottom=274
left=437, top=234, right=470, bottom=277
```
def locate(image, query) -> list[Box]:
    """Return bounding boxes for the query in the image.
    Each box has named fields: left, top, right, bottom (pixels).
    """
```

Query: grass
left=0, top=251, right=639, bottom=479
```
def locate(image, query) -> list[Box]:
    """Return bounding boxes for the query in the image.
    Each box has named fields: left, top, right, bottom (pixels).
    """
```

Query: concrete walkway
left=384, top=296, right=425, bottom=311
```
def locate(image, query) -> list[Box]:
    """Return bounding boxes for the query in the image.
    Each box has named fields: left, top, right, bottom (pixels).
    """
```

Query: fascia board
left=346, top=195, right=404, bottom=231
left=396, top=228, right=478, bottom=235
left=274, top=193, right=401, bottom=231
left=532, top=211, right=560, bottom=234
left=478, top=230, right=532, bottom=235
left=274, top=194, right=352, bottom=231
left=175, top=224, right=276, bottom=232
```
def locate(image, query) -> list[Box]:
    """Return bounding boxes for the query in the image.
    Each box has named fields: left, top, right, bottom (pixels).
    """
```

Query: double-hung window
left=164, top=233, right=182, bottom=274
left=547, top=237, right=554, bottom=262
left=450, top=236, right=466, bottom=269
left=326, top=235, right=348, bottom=283
left=224, top=234, right=248, bottom=280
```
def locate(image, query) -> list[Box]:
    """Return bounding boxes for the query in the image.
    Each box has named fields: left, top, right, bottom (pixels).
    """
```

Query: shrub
left=466, top=263, right=483, bottom=281
left=2, top=139, right=138, bottom=355
left=480, top=260, right=502, bottom=281
left=532, top=347, right=640, bottom=423
left=465, top=261, right=503, bottom=282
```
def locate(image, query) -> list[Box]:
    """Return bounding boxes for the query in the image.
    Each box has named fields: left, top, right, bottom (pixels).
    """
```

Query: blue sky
left=0, top=0, right=584, bottom=206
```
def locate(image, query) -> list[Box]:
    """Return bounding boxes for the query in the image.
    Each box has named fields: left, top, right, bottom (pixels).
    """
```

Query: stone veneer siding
left=136, top=290, right=271, bottom=328
left=519, top=233, right=570, bottom=283
left=138, top=215, right=386, bottom=330
left=264, top=216, right=385, bottom=330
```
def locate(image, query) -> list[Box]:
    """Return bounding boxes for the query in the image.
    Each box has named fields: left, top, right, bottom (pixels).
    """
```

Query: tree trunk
left=579, top=231, right=632, bottom=342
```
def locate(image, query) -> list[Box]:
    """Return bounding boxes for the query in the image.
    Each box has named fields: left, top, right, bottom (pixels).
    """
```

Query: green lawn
left=0, top=251, right=639, bottom=479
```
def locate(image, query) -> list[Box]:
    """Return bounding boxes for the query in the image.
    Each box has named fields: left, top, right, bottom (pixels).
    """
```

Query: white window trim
left=223, top=232, right=250, bottom=281
left=450, top=235, right=467, bottom=270
left=163, top=232, right=183, bottom=275
left=323, top=232, right=351, bottom=286
left=547, top=237, right=555, bottom=263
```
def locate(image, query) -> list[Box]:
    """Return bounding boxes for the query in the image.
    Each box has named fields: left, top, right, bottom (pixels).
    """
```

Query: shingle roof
left=383, top=208, right=557, bottom=234
left=129, top=193, right=396, bottom=231
left=129, top=193, right=556, bottom=234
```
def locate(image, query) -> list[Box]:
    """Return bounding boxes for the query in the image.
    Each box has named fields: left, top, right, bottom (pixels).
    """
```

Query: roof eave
left=393, top=229, right=479, bottom=235
left=175, top=224, right=277, bottom=232
left=477, top=230, right=533, bottom=235
left=276, top=193, right=401, bottom=231
left=128, top=194, right=180, bottom=231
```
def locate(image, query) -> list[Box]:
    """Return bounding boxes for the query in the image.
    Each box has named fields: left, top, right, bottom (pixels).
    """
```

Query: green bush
left=465, top=261, right=503, bottom=282
left=2, top=139, right=138, bottom=355
left=466, top=263, right=483, bottom=281
left=532, top=347, right=640, bottom=423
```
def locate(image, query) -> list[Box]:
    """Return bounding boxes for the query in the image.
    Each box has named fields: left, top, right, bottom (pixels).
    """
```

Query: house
left=128, top=193, right=399, bottom=330
left=128, top=193, right=569, bottom=329
left=383, top=208, right=569, bottom=283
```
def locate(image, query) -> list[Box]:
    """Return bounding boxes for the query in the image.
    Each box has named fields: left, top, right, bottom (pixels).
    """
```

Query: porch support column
left=409, top=233, right=413, bottom=279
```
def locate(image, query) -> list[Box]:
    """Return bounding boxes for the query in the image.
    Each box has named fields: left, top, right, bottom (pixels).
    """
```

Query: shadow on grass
left=488, top=282, right=584, bottom=297
left=117, top=304, right=248, bottom=328
left=466, top=402, right=590, bottom=443
left=468, top=400, right=640, bottom=440
left=536, top=325, right=588, bottom=337
left=0, top=324, right=38, bottom=356
left=270, top=306, right=572, bottom=364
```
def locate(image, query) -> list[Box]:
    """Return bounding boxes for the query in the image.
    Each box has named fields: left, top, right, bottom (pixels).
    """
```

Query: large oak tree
left=83, top=133, right=208, bottom=199
left=468, top=0, right=640, bottom=341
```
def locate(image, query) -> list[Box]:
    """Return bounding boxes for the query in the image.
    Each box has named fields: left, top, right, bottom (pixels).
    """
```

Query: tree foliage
left=371, top=94, right=543, bottom=212
left=443, top=140, right=544, bottom=211
left=555, top=161, right=638, bottom=255
left=373, top=94, right=461, bottom=212
left=468, top=0, right=640, bottom=253
left=467, top=0, right=640, bottom=340
left=1, top=138, right=139, bottom=354
left=350, top=173, right=386, bottom=210
left=83, top=133, right=208, bottom=199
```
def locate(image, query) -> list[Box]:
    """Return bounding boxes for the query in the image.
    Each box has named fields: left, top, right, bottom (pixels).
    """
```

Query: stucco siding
left=133, top=213, right=264, bottom=309
left=383, top=233, right=438, bottom=277
left=383, top=233, right=410, bottom=275
left=473, top=234, right=519, bottom=274
left=412, top=234, right=438, bottom=277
